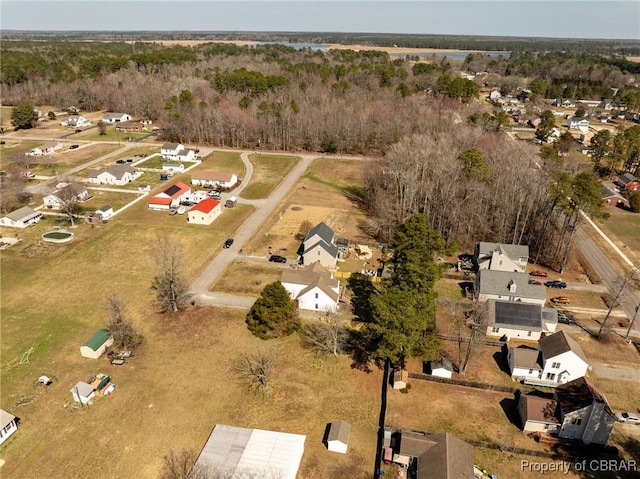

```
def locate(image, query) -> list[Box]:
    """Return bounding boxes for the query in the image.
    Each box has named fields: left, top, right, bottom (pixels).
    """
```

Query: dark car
left=269, top=255, right=287, bottom=264
left=530, top=270, right=548, bottom=277
left=116, top=159, right=126, bottom=164
left=545, top=280, right=567, bottom=289
left=557, top=312, right=575, bottom=325
left=69, top=144, right=79, bottom=150
left=528, top=279, right=543, bottom=285
left=224, top=238, right=234, bottom=249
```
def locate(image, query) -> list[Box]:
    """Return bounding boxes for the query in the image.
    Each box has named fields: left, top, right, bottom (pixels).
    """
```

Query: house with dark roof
left=601, top=186, right=626, bottom=207
left=508, top=331, right=589, bottom=386
left=486, top=299, right=557, bottom=340
left=148, top=181, right=191, bottom=210
left=0, top=206, right=42, bottom=228
left=476, top=270, right=546, bottom=306
left=88, top=164, right=138, bottom=186
left=517, top=393, right=560, bottom=434
left=281, top=262, right=340, bottom=312
left=301, top=222, right=339, bottom=268
left=554, top=377, right=616, bottom=445
left=618, top=173, right=640, bottom=192
left=474, top=242, right=529, bottom=273
left=389, top=430, right=474, bottom=479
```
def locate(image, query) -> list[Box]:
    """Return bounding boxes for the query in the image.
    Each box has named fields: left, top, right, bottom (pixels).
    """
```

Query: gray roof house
left=486, top=300, right=557, bottom=340
left=390, top=430, right=474, bottom=479
left=475, top=242, right=529, bottom=273
left=301, top=222, right=339, bottom=269
left=0, top=206, right=42, bottom=228
left=476, top=270, right=546, bottom=306
left=281, top=261, right=340, bottom=312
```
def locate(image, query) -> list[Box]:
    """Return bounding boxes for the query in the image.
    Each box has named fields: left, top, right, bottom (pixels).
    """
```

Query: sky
left=1, top=1, right=639, bottom=40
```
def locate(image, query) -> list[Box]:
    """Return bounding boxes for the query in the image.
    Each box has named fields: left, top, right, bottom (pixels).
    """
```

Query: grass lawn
left=133, top=154, right=171, bottom=169
left=211, top=260, right=283, bottom=295
left=28, top=144, right=123, bottom=175
left=71, top=125, right=148, bottom=142
left=125, top=146, right=160, bottom=159
left=598, top=207, right=640, bottom=264
left=201, top=150, right=246, bottom=177
left=241, top=154, right=298, bottom=200
left=0, top=140, right=41, bottom=168
left=81, top=190, right=143, bottom=212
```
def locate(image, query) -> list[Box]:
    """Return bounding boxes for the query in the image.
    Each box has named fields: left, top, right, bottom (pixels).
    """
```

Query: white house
left=486, top=300, right=558, bottom=340
left=0, top=206, right=42, bottom=228
left=476, top=270, right=546, bottom=306
left=508, top=331, right=588, bottom=387
left=187, top=199, right=222, bottom=225
left=426, top=357, right=453, bottom=379
left=148, top=181, right=191, bottom=210
left=555, top=377, right=616, bottom=445
left=80, top=329, right=114, bottom=359
left=88, top=165, right=138, bottom=185
left=474, top=242, right=529, bottom=273
left=161, top=143, right=185, bottom=160
left=0, top=409, right=18, bottom=446
left=176, top=148, right=197, bottom=162
left=191, top=171, right=239, bottom=189
left=568, top=116, right=590, bottom=132
left=28, top=141, right=62, bottom=156
left=301, top=222, right=339, bottom=269
left=162, top=163, right=185, bottom=175
left=61, top=115, right=91, bottom=128
left=326, top=420, right=351, bottom=454
left=96, top=205, right=114, bottom=220
left=102, top=112, right=131, bottom=123
left=70, top=382, right=95, bottom=404
left=281, top=261, right=340, bottom=312
left=553, top=98, right=576, bottom=108
left=43, top=183, right=90, bottom=209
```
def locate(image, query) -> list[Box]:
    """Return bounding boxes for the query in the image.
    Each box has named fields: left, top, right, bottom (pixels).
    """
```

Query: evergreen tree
left=11, top=103, right=38, bottom=129
left=246, top=282, right=300, bottom=339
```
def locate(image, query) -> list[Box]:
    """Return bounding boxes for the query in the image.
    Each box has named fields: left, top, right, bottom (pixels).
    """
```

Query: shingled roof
left=539, top=331, right=588, bottom=364
left=397, top=431, right=474, bottom=479
left=555, top=377, right=613, bottom=417
left=281, top=262, right=339, bottom=302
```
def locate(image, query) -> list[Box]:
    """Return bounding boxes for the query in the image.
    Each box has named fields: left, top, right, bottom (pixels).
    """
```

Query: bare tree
left=151, top=234, right=191, bottom=314
left=158, top=449, right=208, bottom=479
left=459, top=302, right=488, bottom=374
left=235, top=349, right=277, bottom=395
left=105, top=292, right=142, bottom=349
left=303, top=313, right=349, bottom=356
left=97, top=120, right=107, bottom=136
left=54, top=183, right=83, bottom=226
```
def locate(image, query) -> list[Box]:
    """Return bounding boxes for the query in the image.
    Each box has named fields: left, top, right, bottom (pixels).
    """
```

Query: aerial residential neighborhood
left=1, top=5, right=640, bottom=479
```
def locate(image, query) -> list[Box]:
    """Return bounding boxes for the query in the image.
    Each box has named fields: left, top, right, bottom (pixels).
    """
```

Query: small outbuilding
left=326, top=420, right=351, bottom=454
left=426, top=357, right=454, bottom=379
left=70, top=381, right=95, bottom=404
left=225, top=196, right=237, bottom=208
left=80, top=329, right=114, bottom=359
left=0, top=409, right=18, bottom=445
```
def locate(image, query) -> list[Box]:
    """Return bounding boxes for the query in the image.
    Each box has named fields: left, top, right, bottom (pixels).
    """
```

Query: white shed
left=80, top=329, right=114, bottom=359
left=70, top=382, right=95, bottom=404
left=326, top=420, right=351, bottom=454
left=427, top=357, right=454, bottom=379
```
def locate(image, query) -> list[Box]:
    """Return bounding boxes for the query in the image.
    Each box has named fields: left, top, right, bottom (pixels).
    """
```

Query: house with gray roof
left=389, top=430, right=474, bottom=479
left=0, top=206, right=42, bottom=228
left=301, top=222, right=339, bottom=268
left=43, top=183, right=90, bottom=209
left=508, top=331, right=588, bottom=386
left=102, top=112, right=131, bottom=123
left=486, top=299, right=557, bottom=340
left=281, top=261, right=340, bottom=312
left=89, top=164, right=138, bottom=186
left=476, top=269, right=546, bottom=305
left=618, top=172, right=640, bottom=192
left=475, top=242, right=529, bottom=273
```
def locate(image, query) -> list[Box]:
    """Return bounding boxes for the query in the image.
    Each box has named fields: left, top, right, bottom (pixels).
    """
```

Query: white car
left=177, top=206, right=186, bottom=215
left=615, top=412, right=640, bottom=424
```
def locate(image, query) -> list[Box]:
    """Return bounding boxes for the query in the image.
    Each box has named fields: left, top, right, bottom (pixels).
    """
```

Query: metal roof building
left=193, top=424, right=306, bottom=479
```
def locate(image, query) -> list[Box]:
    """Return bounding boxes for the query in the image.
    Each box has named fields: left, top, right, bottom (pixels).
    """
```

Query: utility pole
left=626, top=304, right=640, bottom=340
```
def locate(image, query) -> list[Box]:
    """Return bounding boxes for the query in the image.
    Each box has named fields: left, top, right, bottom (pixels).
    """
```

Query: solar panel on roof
left=164, top=185, right=180, bottom=196
left=495, top=301, right=540, bottom=327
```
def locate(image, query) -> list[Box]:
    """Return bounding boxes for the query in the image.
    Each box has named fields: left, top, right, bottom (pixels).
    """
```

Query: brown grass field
left=211, top=260, right=283, bottom=295
left=241, top=154, right=298, bottom=200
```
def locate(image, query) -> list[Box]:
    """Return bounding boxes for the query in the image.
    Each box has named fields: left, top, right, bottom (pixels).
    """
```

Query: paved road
left=188, top=152, right=317, bottom=298
left=574, top=223, right=640, bottom=332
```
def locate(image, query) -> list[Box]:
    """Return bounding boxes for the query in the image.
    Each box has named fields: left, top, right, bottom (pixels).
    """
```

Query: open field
left=134, top=154, right=173, bottom=169
left=240, top=154, right=298, bottom=199
left=0, top=140, right=42, bottom=167
left=71, top=125, right=148, bottom=142
left=200, top=150, right=246, bottom=177
left=28, top=143, right=123, bottom=175
left=79, top=189, right=143, bottom=212
left=598, top=208, right=640, bottom=268
left=124, top=146, right=160, bottom=159
left=0, top=307, right=380, bottom=479
left=244, top=157, right=371, bottom=256
left=211, top=260, right=283, bottom=295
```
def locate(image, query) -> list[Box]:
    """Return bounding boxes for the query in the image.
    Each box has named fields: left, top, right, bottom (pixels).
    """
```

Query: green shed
left=80, top=329, right=114, bottom=359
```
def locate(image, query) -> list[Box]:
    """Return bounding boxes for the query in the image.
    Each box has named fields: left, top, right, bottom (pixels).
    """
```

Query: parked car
left=208, top=190, right=221, bottom=199
left=528, top=279, right=543, bottom=285
left=557, top=311, right=575, bottom=325
left=168, top=208, right=178, bottom=215
left=181, top=201, right=196, bottom=207
left=116, top=159, right=126, bottom=164
left=269, top=255, right=287, bottom=264
left=615, top=412, right=640, bottom=424
left=69, top=144, right=79, bottom=150
left=551, top=296, right=571, bottom=304
left=224, top=238, right=234, bottom=249
left=545, top=280, right=567, bottom=289
left=530, top=270, right=548, bottom=277
left=177, top=206, right=187, bottom=215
